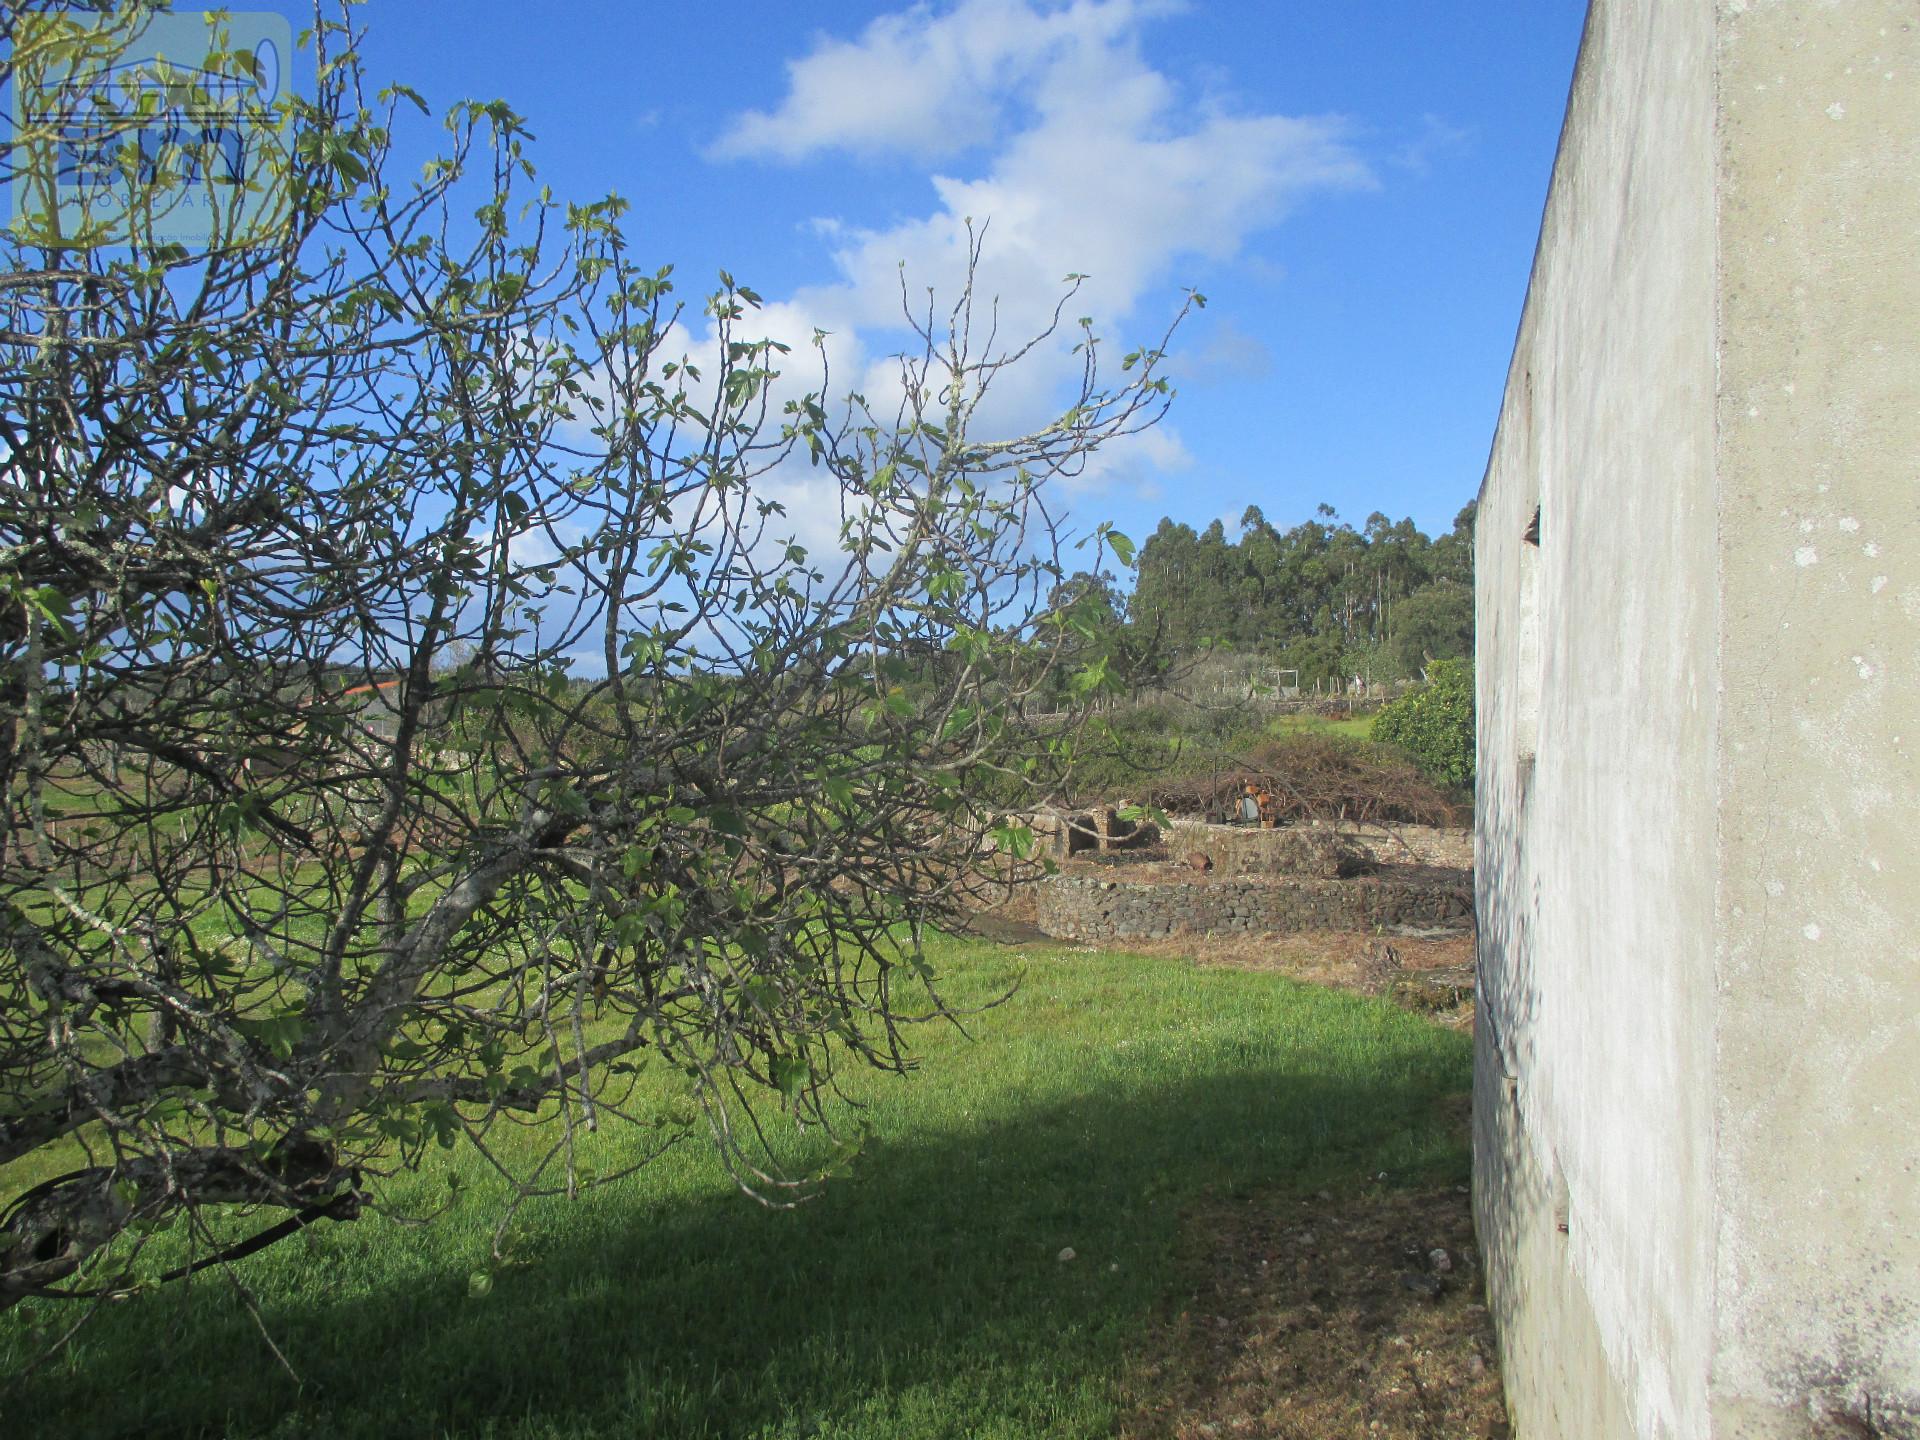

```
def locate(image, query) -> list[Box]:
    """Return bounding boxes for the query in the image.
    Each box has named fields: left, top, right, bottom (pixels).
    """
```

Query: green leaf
left=234, top=1012, right=306, bottom=1060
left=330, top=142, right=367, bottom=184
left=771, top=1054, right=811, bottom=1099
left=989, top=823, right=1035, bottom=860
left=386, top=82, right=431, bottom=116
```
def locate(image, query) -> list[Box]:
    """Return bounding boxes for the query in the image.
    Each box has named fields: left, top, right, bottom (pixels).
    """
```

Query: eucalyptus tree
left=0, top=2, right=1187, bottom=1314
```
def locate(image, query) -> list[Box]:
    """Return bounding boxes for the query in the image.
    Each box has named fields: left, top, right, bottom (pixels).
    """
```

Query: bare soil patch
left=1117, top=1183, right=1509, bottom=1440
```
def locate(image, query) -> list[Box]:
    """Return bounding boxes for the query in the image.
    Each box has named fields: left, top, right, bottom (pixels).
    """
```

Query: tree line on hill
left=1078, top=501, right=1477, bottom=691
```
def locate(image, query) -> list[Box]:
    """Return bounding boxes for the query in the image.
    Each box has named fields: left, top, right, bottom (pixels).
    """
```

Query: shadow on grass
left=5, top=1036, right=1468, bottom=1439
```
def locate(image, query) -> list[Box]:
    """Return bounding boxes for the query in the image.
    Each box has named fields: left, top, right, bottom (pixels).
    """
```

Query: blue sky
left=352, top=1, right=1587, bottom=557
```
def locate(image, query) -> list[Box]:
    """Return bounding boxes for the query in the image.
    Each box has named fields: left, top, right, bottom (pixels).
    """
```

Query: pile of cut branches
left=1137, top=734, right=1464, bottom=827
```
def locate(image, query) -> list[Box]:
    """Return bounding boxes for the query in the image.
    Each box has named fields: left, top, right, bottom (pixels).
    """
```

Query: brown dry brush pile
left=1135, top=735, right=1465, bottom=829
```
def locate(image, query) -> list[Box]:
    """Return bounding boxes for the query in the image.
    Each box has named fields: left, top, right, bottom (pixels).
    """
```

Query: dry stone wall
left=1032, top=872, right=1470, bottom=942
left=1165, top=820, right=1471, bottom=872
left=1164, top=822, right=1370, bottom=879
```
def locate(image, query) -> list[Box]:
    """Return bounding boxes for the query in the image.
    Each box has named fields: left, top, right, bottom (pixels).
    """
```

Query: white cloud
left=712, top=0, right=1181, bottom=163
left=1169, top=316, right=1275, bottom=385
left=706, top=0, right=1372, bottom=519
left=1056, top=421, right=1191, bottom=497
left=1392, top=112, right=1473, bottom=175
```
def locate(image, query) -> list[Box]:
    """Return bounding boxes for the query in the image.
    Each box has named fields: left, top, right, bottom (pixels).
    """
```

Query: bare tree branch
left=0, top=2, right=1191, bottom=1323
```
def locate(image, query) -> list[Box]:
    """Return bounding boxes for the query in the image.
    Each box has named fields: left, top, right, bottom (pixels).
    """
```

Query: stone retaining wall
left=1031, top=871, right=1470, bottom=942
left=1164, top=820, right=1471, bottom=872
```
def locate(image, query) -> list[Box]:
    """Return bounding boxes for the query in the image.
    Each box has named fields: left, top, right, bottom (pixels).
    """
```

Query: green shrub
left=1372, top=658, right=1475, bottom=790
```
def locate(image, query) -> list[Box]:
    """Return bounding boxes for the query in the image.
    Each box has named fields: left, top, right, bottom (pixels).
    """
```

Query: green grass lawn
left=1270, top=712, right=1377, bottom=742
left=1, top=936, right=1468, bottom=1440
